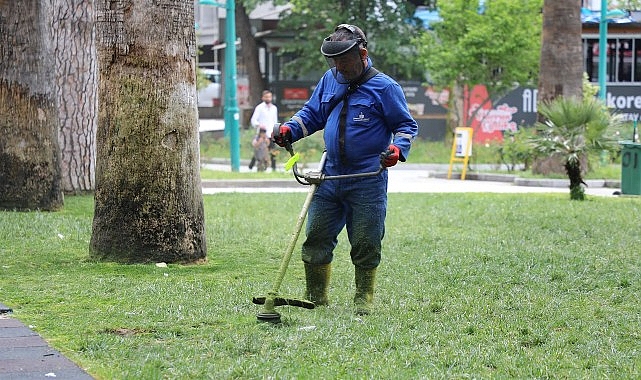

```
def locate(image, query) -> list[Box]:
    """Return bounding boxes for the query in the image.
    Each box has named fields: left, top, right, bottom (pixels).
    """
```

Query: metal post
left=224, top=0, right=240, bottom=171
left=199, top=0, right=240, bottom=171
left=598, top=0, right=608, bottom=101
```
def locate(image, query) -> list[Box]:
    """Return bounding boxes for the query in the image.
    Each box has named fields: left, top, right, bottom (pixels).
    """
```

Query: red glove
left=272, top=125, right=292, bottom=147
left=383, top=145, right=400, bottom=167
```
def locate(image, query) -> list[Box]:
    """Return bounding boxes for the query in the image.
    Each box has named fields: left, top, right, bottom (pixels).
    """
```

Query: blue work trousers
left=301, top=172, right=388, bottom=269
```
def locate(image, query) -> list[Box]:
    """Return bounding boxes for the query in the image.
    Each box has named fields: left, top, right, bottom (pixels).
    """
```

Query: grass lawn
left=2, top=194, right=641, bottom=378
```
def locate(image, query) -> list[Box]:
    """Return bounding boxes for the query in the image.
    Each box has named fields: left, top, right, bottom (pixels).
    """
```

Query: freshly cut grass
left=1, top=194, right=641, bottom=379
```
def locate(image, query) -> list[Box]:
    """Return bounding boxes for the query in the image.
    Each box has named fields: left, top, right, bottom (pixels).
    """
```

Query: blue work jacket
left=284, top=61, right=418, bottom=175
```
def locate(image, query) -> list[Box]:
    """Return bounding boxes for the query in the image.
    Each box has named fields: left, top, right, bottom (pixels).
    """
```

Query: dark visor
left=320, top=37, right=362, bottom=58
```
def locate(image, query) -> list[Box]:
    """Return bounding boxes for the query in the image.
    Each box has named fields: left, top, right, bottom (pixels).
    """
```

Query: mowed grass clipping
left=1, top=193, right=641, bottom=379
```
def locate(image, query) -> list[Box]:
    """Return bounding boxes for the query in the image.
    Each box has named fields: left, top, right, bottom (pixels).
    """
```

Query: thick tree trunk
left=0, top=1, right=64, bottom=211
left=52, top=0, right=98, bottom=194
left=535, top=0, right=583, bottom=174
left=538, top=0, right=583, bottom=105
left=91, top=0, right=206, bottom=263
left=236, top=3, right=265, bottom=107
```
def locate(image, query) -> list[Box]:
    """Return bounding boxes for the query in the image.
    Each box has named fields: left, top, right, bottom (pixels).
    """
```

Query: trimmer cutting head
left=253, top=296, right=315, bottom=324
left=256, top=311, right=282, bottom=324
left=252, top=297, right=316, bottom=309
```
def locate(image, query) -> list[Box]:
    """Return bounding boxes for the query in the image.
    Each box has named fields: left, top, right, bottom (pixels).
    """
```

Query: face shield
left=320, top=25, right=367, bottom=84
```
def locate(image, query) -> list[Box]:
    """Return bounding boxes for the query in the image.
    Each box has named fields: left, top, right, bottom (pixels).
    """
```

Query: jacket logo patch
left=353, top=112, right=370, bottom=122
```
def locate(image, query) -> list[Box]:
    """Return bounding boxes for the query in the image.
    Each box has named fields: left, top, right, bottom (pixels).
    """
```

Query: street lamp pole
left=199, top=0, right=240, bottom=171
left=598, top=0, right=608, bottom=101
left=223, top=0, right=240, bottom=171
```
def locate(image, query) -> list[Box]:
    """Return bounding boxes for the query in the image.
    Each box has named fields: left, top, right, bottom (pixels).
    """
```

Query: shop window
left=583, top=35, right=641, bottom=83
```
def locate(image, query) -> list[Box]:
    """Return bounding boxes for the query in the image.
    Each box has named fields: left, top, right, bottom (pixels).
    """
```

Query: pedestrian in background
left=249, top=90, right=278, bottom=171
left=251, top=127, right=270, bottom=172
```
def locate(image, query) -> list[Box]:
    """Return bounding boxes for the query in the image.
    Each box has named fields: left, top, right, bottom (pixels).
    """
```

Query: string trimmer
left=253, top=127, right=388, bottom=324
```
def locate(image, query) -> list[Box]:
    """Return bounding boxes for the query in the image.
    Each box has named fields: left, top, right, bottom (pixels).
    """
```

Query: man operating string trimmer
left=273, top=24, right=418, bottom=315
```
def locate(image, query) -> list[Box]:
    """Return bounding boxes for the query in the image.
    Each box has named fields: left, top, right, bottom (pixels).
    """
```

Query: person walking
left=273, top=24, right=418, bottom=315
left=251, top=127, right=271, bottom=172
left=249, top=90, right=278, bottom=171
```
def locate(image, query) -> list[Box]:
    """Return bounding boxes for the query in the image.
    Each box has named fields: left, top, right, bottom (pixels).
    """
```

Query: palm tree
left=0, top=0, right=63, bottom=211
left=530, top=96, right=623, bottom=200
left=91, top=1, right=206, bottom=263
left=53, top=0, right=97, bottom=194
left=538, top=0, right=583, bottom=104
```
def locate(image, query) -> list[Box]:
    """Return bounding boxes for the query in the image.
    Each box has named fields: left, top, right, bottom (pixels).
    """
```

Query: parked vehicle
left=197, top=68, right=221, bottom=107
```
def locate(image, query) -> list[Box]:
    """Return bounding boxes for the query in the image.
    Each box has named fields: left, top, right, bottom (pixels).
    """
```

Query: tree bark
left=565, top=160, right=586, bottom=200
left=538, top=0, right=583, bottom=105
left=52, top=0, right=98, bottom=194
left=236, top=2, right=265, bottom=107
left=91, top=0, right=206, bottom=263
left=0, top=0, right=64, bottom=211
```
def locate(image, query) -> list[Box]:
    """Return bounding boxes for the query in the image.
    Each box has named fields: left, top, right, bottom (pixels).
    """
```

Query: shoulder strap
left=336, top=67, right=379, bottom=165
left=347, top=67, right=379, bottom=94
left=327, top=67, right=380, bottom=115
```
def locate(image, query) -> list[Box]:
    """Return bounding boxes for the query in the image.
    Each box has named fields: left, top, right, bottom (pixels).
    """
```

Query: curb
left=202, top=179, right=300, bottom=188
left=202, top=172, right=622, bottom=190
left=421, top=172, right=620, bottom=189
left=201, top=158, right=621, bottom=189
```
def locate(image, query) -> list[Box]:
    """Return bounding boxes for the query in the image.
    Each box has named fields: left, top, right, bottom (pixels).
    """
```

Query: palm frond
left=530, top=96, right=621, bottom=158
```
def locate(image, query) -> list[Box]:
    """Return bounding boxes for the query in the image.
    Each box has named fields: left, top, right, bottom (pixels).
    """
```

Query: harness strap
left=337, top=67, right=379, bottom=166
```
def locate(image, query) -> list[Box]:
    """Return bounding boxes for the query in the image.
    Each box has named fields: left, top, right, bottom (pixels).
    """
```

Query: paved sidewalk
left=0, top=304, right=93, bottom=380
left=201, top=161, right=622, bottom=197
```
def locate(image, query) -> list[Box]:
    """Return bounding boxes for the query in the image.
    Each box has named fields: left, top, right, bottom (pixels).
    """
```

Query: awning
left=581, top=8, right=641, bottom=24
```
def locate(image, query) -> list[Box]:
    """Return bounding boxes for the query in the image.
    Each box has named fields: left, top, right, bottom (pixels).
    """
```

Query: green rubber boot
left=304, top=263, right=331, bottom=306
left=354, top=267, right=377, bottom=315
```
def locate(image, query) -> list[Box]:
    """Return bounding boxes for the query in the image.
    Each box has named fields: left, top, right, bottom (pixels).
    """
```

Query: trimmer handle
left=379, top=149, right=393, bottom=164
left=275, top=125, right=387, bottom=185
left=285, top=142, right=295, bottom=157
left=273, top=124, right=295, bottom=156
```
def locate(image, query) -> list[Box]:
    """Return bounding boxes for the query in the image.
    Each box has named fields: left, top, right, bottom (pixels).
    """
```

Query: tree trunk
left=0, top=0, right=64, bottom=211
left=91, top=0, right=207, bottom=263
left=236, top=2, right=264, bottom=106
left=565, top=160, right=586, bottom=200
left=538, top=0, right=583, bottom=105
left=52, top=0, right=98, bottom=194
